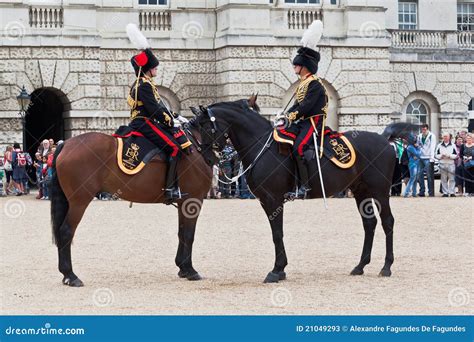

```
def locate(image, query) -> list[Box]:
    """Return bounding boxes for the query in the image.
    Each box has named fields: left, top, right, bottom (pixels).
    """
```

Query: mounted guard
left=276, top=20, right=328, bottom=199
left=125, top=23, right=192, bottom=203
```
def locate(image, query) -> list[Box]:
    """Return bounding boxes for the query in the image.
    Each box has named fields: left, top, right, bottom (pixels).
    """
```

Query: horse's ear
left=189, top=106, right=200, bottom=116
left=249, top=93, right=258, bottom=108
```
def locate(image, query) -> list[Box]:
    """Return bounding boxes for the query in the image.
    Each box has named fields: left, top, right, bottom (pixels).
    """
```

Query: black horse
left=194, top=95, right=416, bottom=283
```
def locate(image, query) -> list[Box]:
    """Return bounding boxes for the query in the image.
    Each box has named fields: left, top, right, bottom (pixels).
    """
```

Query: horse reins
left=206, top=107, right=274, bottom=185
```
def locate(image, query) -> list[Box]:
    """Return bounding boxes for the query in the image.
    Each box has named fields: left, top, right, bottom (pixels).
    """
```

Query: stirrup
left=164, top=187, right=188, bottom=204
left=284, top=186, right=310, bottom=200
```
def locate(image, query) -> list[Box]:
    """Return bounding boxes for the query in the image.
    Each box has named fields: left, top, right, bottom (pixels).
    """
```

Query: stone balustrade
left=139, top=11, right=172, bottom=31
left=391, top=30, right=474, bottom=50
left=287, top=9, right=323, bottom=30
left=391, top=30, right=447, bottom=48
left=457, top=31, right=473, bottom=49
left=29, top=7, right=64, bottom=28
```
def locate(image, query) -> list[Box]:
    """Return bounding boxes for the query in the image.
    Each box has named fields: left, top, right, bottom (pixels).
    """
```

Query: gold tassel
left=131, top=66, right=142, bottom=118
left=319, top=114, right=326, bottom=158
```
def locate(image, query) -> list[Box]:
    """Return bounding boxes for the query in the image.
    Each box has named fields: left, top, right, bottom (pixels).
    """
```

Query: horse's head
left=192, top=94, right=262, bottom=165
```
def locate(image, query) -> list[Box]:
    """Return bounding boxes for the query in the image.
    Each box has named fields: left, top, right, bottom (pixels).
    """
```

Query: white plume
left=126, top=23, right=150, bottom=50
left=301, top=20, right=323, bottom=50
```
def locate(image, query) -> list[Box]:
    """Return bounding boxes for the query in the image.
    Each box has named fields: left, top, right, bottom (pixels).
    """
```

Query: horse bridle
left=203, top=104, right=274, bottom=182
left=205, top=106, right=228, bottom=152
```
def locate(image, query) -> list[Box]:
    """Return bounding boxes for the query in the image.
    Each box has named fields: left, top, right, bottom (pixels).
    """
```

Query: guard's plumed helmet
left=126, top=24, right=159, bottom=76
left=292, top=20, right=324, bottom=74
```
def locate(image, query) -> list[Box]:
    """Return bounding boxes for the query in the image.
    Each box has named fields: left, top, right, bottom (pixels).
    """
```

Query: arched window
left=406, top=99, right=428, bottom=124
left=401, top=92, right=440, bottom=137
left=469, top=99, right=473, bottom=111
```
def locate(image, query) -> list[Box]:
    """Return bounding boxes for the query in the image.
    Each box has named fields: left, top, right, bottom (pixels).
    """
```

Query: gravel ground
left=1, top=191, right=472, bottom=315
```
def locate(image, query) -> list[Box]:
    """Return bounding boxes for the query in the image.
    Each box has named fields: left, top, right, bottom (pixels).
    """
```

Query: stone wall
left=390, top=62, right=474, bottom=136
left=1, top=44, right=473, bottom=153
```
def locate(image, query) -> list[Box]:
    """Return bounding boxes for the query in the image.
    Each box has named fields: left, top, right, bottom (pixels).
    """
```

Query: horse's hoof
left=379, top=269, right=392, bottom=277
left=350, top=267, right=364, bottom=276
left=63, top=277, right=84, bottom=287
left=186, top=272, right=202, bottom=281
left=278, top=271, right=287, bottom=280
left=263, top=272, right=280, bottom=283
left=177, top=270, right=187, bottom=278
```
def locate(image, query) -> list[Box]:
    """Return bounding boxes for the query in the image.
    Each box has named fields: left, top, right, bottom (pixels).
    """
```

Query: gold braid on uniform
left=296, top=75, right=316, bottom=103
left=315, top=76, right=329, bottom=116
left=286, top=111, right=298, bottom=122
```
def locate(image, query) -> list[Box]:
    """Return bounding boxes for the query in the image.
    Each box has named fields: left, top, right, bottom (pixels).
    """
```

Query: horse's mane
left=210, top=99, right=272, bottom=128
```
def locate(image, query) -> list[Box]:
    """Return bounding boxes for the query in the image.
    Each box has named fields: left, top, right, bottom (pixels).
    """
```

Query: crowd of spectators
left=0, top=139, right=63, bottom=198
left=391, top=125, right=474, bottom=198
left=2, top=127, right=472, bottom=200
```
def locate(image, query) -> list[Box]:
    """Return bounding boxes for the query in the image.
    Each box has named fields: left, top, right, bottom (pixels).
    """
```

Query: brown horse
left=50, top=128, right=212, bottom=287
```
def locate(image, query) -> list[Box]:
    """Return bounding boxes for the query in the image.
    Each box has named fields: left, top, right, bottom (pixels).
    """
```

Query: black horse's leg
left=260, top=198, right=288, bottom=283
left=374, top=195, right=394, bottom=277
left=175, top=200, right=202, bottom=281
left=350, top=194, right=377, bottom=276
left=59, top=202, right=88, bottom=287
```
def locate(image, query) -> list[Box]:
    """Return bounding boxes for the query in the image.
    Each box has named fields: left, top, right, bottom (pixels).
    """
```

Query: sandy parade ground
left=1, top=191, right=472, bottom=316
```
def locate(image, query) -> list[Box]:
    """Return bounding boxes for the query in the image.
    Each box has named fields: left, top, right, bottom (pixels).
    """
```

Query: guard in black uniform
left=282, top=21, right=328, bottom=199
left=128, top=48, right=192, bottom=203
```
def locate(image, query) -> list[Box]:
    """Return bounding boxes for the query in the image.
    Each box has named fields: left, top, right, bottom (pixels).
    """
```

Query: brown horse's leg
left=260, top=198, right=288, bottom=283
left=374, top=195, right=394, bottom=277
left=175, top=198, right=202, bottom=281
left=58, top=200, right=90, bottom=287
left=350, top=193, right=377, bottom=276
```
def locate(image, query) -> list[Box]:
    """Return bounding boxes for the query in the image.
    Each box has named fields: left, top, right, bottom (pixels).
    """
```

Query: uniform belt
left=305, top=113, right=326, bottom=120
left=131, top=116, right=163, bottom=126
left=131, top=115, right=150, bottom=121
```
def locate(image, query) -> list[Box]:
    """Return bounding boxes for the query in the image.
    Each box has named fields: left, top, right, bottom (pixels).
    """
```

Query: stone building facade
left=0, top=0, right=473, bottom=154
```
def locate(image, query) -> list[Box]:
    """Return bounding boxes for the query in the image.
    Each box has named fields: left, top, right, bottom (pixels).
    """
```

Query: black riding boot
left=164, top=156, right=187, bottom=204
left=285, top=156, right=312, bottom=199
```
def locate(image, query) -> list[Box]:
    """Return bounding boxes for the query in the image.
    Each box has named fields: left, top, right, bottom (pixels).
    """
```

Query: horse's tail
left=381, top=122, right=420, bottom=141
left=50, top=143, right=69, bottom=246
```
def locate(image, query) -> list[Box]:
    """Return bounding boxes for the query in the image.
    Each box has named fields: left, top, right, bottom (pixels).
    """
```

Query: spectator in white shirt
left=435, top=133, right=457, bottom=197
left=417, top=124, right=437, bottom=197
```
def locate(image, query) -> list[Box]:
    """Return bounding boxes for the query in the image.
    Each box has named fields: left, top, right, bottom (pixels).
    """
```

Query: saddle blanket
left=273, top=126, right=356, bottom=169
left=112, top=126, right=162, bottom=175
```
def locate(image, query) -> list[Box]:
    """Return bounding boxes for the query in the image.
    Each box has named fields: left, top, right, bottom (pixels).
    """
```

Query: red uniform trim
left=297, top=124, right=315, bottom=156
left=144, top=118, right=179, bottom=157
left=173, top=130, right=185, bottom=138
left=279, top=129, right=297, bottom=139
left=112, top=131, right=144, bottom=138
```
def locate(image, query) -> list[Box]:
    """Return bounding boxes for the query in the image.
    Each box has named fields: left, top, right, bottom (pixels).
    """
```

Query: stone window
left=398, top=1, right=418, bottom=30
left=406, top=100, right=428, bottom=124
left=457, top=2, right=474, bottom=31
left=139, top=0, right=167, bottom=4
left=284, top=0, right=321, bottom=4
